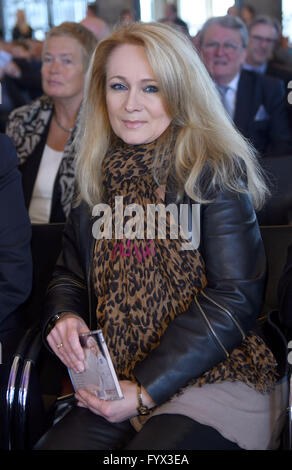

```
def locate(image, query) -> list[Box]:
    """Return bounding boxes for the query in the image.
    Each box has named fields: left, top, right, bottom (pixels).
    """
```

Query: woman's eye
left=110, top=83, right=127, bottom=91
left=62, top=59, right=72, bottom=64
left=144, top=85, right=158, bottom=93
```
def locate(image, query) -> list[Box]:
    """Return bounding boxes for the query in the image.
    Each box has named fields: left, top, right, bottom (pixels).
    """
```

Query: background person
left=199, top=15, right=292, bottom=157
left=244, top=15, right=285, bottom=75
left=35, top=22, right=285, bottom=451
left=161, top=3, right=189, bottom=36
left=240, top=4, right=256, bottom=26
left=80, top=2, right=111, bottom=41
left=244, top=15, right=292, bottom=132
left=0, top=40, right=43, bottom=104
left=119, top=9, right=135, bottom=27
left=6, top=22, right=97, bottom=224
left=227, top=4, right=239, bottom=17
left=12, top=9, right=33, bottom=40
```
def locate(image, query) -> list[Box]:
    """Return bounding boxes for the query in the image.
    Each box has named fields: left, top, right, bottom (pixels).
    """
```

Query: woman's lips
left=123, top=120, right=146, bottom=129
left=47, top=80, right=63, bottom=86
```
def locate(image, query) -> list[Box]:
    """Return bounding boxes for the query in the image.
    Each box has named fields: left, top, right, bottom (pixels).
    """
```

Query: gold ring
left=56, top=343, right=63, bottom=349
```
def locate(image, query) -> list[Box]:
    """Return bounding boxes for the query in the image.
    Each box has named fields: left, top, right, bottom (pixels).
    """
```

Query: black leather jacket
left=41, top=187, right=266, bottom=406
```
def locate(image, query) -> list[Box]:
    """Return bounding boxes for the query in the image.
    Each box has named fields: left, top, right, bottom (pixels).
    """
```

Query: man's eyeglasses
left=202, top=41, right=244, bottom=53
left=250, top=35, right=277, bottom=45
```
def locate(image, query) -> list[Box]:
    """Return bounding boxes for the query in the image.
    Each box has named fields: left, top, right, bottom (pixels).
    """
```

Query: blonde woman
left=12, top=9, right=33, bottom=40
left=35, top=23, right=287, bottom=450
left=6, top=22, right=97, bottom=223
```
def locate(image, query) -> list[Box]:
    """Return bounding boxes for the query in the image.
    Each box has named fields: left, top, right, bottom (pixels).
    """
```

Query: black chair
left=6, top=325, right=39, bottom=450
left=260, top=224, right=292, bottom=319
left=257, top=155, right=292, bottom=226
left=259, top=224, right=292, bottom=450
left=6, top=223, right=65, bottom=450
left=23, top=222, right=66, bottom=329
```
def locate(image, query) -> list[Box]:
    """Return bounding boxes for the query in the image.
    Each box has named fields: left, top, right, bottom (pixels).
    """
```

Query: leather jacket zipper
left=87, top=238, right=96, bottom=330
left=200, top=291, right=246, bottom=340
left=194, top=296, right=229, bottom=358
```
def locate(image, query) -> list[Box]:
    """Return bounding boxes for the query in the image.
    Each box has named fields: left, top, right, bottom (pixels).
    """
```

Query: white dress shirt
left=221, top=72, right=241, bottom=119
left=29, top=145, right=63, bottom=223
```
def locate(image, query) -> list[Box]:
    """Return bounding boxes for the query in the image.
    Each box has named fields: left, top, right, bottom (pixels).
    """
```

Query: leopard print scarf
left=93, top=139, right=278, bottom=393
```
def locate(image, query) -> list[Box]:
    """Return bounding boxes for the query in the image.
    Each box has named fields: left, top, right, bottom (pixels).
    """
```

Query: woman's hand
left=46, top=313, right=90, bottom=373
left=75, top=380, right=155, bottom=423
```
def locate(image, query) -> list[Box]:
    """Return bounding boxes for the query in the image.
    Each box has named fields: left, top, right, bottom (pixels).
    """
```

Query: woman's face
left=105, top=43, right=171, bottom=145
left=41, top=36, right=85, bottom=102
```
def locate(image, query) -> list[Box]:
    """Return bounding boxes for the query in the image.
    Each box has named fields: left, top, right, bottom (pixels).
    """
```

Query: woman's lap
left=126, top=414, right=241, bottom=450
left=34, top=407, right=136, bottom=450
left=34, top=406, right=241, bottom=451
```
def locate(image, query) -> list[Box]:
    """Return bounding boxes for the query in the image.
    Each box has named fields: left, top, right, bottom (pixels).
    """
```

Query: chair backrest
left=260, top=225, right=292, bottom=450
left=257, top=156, right=292, bottom=226
left=6, top=222, right=65, bottom=449
left=22, top=223, right=65, bottom=328
left=260, top=224, right=292, bottom=317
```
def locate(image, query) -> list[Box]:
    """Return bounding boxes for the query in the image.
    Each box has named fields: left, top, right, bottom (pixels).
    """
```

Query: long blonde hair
left=75, top=21, right=268, bottom=209
left=15, top=10, right=30, bottom=35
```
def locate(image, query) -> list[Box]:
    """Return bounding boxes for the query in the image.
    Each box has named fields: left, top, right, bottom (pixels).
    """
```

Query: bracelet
left=136, top=382, right=150, bottom=416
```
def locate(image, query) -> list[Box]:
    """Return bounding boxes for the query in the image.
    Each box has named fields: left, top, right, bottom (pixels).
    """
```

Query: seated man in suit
left=244, top=15, right=292, bottom=133
left=199, top=15, right=292, bottom=157
left=244, top=15, right=292, bottom=81
left=0, top=134, right=32, bottom=449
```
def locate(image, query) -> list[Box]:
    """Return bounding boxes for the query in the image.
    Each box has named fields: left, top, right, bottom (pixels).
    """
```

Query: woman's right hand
left=46, top=313, right=90, bottom=373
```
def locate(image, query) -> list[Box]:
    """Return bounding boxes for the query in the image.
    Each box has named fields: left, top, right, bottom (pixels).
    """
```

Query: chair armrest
left=14, top=329, right=43, bottom=449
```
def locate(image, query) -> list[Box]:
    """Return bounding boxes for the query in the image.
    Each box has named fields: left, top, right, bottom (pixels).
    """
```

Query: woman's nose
left=48, top=59, right=61, bottom=73
left=124, top=89, right=143, bottom=112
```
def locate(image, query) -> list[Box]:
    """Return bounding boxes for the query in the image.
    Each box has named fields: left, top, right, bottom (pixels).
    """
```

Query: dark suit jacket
left=0, top=134, right=32, bottom=330
left=234, top=69, right=292, bottom=157
left=266, top=62, right=292, bottom=84
left=265, top=61, right=292, bottom=134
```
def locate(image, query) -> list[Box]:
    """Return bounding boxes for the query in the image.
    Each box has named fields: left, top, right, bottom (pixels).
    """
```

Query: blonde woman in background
left=35, top=22, right=287, bottom=450
left=6, top=22, right=97, bottom=223
left=12, top=9, right=33, bottom=40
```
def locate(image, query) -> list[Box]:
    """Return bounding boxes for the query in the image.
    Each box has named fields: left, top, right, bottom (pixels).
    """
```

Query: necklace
left=54, top=114, right=74, bottom=133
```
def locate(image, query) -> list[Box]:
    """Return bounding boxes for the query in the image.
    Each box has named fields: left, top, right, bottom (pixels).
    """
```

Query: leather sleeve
left=134, top=188, right=266, bottom=405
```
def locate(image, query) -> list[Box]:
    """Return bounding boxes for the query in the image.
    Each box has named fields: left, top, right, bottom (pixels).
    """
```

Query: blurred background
left=0, top=0, right=290, bottom=45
